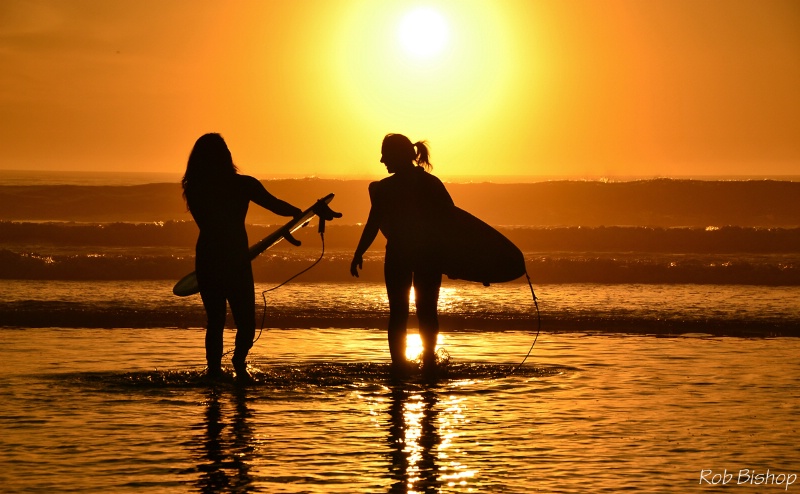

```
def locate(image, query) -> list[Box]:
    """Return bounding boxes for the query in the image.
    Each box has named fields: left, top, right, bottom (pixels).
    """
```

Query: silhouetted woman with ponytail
left=182, top=133, right=301, bottom=382
left=351, top=134, right=454, bottom=374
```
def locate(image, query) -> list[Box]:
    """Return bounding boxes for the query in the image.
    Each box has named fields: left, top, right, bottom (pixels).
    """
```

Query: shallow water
left=2, top=327, right=799, bottom=493
left=2, top=280, right=799, bottom=336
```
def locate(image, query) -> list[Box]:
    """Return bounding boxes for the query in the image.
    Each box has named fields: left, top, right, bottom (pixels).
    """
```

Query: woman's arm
left=350, top=217, right=379, bottom=277
left=350, top=183, right=382, bottom=277
left=244, top=175, right=302, bottom=217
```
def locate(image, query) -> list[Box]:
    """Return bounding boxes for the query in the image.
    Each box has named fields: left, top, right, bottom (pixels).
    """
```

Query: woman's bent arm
left=245, top=176, right=301, bottom=217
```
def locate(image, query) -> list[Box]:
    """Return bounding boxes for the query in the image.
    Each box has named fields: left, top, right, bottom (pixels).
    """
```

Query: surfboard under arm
left=172, top=193, right=335, bottom=297
left=437, top=206, right=526, bottom=285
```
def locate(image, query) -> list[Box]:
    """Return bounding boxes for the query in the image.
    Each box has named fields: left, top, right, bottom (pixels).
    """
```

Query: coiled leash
left=252, top=198, right=340, bottom=346
left=505, top=271, right=541, bottom=376
left=225, top=198, right=341, bottom=355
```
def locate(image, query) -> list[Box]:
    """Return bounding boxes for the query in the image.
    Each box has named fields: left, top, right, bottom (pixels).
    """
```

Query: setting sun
left=332, top=1, right=518, bottom=176
left=398, top=7, right=449, bottom=59
left=0, top=1, right=797, bottom=178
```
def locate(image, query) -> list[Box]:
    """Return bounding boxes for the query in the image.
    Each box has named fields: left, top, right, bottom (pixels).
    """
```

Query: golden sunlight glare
left=405, top=333, right=444, bottom=361
left=332, top=1, right=519, bottom=176
left=398, top=7, right=449, bottom=59
left=406, top=333, right=423, bottom=361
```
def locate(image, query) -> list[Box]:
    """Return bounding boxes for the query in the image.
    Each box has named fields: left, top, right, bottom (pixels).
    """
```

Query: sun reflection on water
left=438, top=394, right=477, bottom=489
left=404, top=333, right=445, bottom=361
left=375, top=382, right=479, bottom=493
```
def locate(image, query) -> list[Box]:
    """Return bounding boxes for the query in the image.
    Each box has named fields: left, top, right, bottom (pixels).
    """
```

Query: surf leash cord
left=218, top=231, right=326, bottom=360
left=252, top=229, right=327, bottom=348
left=506, top=270, right=541, bottom=376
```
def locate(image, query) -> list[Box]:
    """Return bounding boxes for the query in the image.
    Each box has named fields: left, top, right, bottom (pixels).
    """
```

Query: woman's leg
left=414, top=269, right=442, bottom=367
left=384, top=256, right=413, bottom=366
left=197, top=253, right=228, bottom=375
left=227, top=266, right=256, bottom=374
left=199, top=283, right=227, bottom=374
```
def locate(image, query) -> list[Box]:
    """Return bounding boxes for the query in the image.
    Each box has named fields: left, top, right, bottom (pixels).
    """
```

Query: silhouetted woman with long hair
left=351, top=134, right=454, bottom=373
left=182, top=133, right=301, bottom=381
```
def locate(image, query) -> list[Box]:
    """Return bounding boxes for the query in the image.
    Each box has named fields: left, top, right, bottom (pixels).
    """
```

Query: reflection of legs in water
left=198, top=391, right=226, bottom=490
left=387, top=386, right=442, bottom=492
left=196, top=389, right=255, bottom=492
left=387, top=387, right=409, bottom=489
left=231, top=387, right=254, bottom=486
left=417, top=389, right=440, bottom=485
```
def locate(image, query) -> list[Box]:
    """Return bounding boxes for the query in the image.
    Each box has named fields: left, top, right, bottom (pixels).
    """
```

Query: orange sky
left=1, top=0, right=798, bottom=179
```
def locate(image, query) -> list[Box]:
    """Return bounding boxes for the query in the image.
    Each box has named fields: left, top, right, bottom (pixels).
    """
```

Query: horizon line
left=2, top=168, right=799, bottom=184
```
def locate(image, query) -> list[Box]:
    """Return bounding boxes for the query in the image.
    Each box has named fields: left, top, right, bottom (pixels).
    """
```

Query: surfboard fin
left=284, top=231, right=302, bottom=246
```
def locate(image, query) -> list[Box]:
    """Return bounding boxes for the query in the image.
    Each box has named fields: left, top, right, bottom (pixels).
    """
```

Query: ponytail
left=382, top=133, right=433, bottom=171
left=414, top=140, right=432, bottom=171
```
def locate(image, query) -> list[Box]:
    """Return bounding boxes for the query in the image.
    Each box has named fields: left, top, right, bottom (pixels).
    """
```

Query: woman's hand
left=350, top=254, right=363, bottom=277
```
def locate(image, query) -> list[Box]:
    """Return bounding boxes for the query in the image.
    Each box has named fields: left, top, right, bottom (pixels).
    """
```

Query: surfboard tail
left=442, top=245, right=526, bottom=284
left=437, top=207, right=527, bottom=285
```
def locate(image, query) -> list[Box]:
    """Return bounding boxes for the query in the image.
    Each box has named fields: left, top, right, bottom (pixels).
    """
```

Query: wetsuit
left=367, top=166, right=454, bottom=364
left=185, top=174, right=299, bottom=370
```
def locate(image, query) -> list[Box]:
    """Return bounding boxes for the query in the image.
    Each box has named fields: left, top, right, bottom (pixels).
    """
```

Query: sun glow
left=406, top=334, right=423, bottom=361
left=398, top=7, right=449, bottom=59
left=332, top=1, right=518, bottom=176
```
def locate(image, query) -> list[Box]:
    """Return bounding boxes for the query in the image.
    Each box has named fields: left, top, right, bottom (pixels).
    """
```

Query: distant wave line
left=0, top=249, right=798, bottom=285
left=3, top=221, right=800, bottom=253
left=1, top=302, right=796, bottom=337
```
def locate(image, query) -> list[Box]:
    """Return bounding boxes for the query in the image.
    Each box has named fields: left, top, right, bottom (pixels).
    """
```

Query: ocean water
left=2, top=327, right=799, bottom=493
left=2, top=173, right=799, bottom=492
left=1, top=280, right=799, bottom=336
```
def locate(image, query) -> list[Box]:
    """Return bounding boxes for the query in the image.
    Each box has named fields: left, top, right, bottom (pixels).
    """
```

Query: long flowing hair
left=383, top=133, right=432, bottom=171
left=181, top=133, right=238, bottom=201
